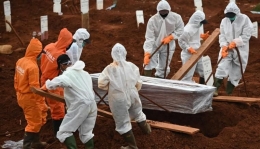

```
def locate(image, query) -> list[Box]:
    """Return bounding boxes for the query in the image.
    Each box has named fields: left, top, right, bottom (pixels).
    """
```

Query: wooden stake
left=82, top=13, right=89, bottom=30
left=30, top=87, right=65, bottom=103
left=171, top=28, right=220, bottom=80
left=97, top=108, right=200, bottom=135
left=213, top=96, right=260, bottom=103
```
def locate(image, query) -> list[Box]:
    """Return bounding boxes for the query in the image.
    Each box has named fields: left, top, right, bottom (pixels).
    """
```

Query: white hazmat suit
left=178, top=10, right=205, bottom=82
left=215, top=2, right=253, bottom=86
left=98, top=43, right=146, bottom=135
left=143, top=0, right=184, bottom=78
left=66, top=28, right=90, bottom=65
left=45, top=60, right=97, bottom=144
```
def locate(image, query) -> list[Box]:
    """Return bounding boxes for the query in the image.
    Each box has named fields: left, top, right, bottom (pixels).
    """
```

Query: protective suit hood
left=184, top=10, right=205, bottom=37
left=188, top=10, right=205, bottom=26
left=55, top=28, right=73, bottom=51
left=25, top=38, right=42, bottom=59
left=224, top=2, right=240, bottom=15
left=68, top=60, right=85, bottom=70
left=111, top=43, right=127, bottom=62
left=157, top=0, right=171, bottom=11
left=73, top=28, right=90, bottom=48
left=73, top=28, right=90, bottom=41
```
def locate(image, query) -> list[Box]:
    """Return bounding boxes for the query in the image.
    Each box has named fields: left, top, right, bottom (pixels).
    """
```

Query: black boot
left=226, top=81, right=235, bottom=95
left=23, top=132, right=34, bottom=149
left=143, top=70, right=152, bottom=77
left=30, top=132, right=48, bottom=149
left=213, top=78, right=223, bottom=97
left=120, top=130, right=138, bottom=149
left=64, top=135, right=77, bottom=149
left=137, top=120, right=151, bottom=134
left=84, top=137, right=94, bottom=149
left=199, top=77, right=205, bottom=85
left=52, top=119, right=63, bottom=136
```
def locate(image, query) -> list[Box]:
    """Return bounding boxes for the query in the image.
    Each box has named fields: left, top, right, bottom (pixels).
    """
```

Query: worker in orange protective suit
left=40, top=28, right=73, bottom=136
left=14, top=38, right=48, bottom=149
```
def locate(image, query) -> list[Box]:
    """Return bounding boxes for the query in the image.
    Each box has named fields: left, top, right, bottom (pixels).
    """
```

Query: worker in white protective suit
left=213, top=2, right=253, bottom=96
left=66, top=28, right=90, bottom=65
left=178, top=10, right=209, bottom=84
left=143, top=0, right=184, bottom=78
left=42, top=54, right=97, bottom=149
left=98, top=43, right=151, bottom=149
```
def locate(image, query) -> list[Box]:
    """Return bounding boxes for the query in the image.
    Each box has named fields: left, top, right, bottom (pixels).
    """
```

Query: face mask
left=82, top=42, right=86, bottom=47
left=229, top=16, right=236, bottom=21
left=37, top=53, right=42, bottom=60
left=160, top=13, right=168, bottom=19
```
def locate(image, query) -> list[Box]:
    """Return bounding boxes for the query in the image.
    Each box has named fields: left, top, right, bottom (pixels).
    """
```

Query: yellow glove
left=200, top=31, right=210, bottom=41
left=221, top=46, right=228, bottom=58
left=188, top=47, right=197, bottom=54
left=161, top=34, right=174, bottom=45
left=228, top=42, right=236, bottom=49
left=144, top=52, right=151, bottom=65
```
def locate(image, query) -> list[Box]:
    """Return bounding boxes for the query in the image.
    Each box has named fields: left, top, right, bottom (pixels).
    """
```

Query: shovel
left=142, top=43, right=166, bottom=76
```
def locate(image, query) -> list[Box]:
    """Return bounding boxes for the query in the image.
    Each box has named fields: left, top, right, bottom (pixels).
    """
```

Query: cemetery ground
left=1, top=0, right=260, bottom=148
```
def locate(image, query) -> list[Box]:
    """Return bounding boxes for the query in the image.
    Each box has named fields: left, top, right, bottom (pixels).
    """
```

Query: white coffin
left=90, top=73, right=214, bottom=114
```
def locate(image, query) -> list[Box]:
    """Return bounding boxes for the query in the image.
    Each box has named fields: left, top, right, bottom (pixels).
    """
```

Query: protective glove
left=144, top=52, right=151, bottom=65
left=40, top=84, right=48, bottom=91
left=161, top=34, right=174, bottom=45
left=188, top=47, right=197, bottom=54
left=200, top=31, right=210, bottom=41
left=228, top=41, right=236, bottom=49
left=221, top=46, right=228, bottom=58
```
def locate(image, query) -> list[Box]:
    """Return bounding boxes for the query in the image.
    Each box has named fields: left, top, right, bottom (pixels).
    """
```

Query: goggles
left=60, top=61, right=72, bottom=66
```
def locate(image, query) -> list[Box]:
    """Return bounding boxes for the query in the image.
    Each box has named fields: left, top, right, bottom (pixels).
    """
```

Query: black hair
left=57, top=54, right=71, bottom=70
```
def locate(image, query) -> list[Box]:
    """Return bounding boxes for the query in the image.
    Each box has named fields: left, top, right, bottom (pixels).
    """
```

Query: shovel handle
left=234, top=47, right=248, bottom=97
left=150, top=43, right=164, bottom=59
left=142, top=43, right=164, bottom=75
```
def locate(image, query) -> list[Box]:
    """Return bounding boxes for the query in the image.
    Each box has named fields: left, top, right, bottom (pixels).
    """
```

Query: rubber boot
left=84, top=137, right=94, bottom=149
left=53, top=119, right=63, bottom=136
left=120, top=130, right=138, bottom=149
left=30, top=132, right=48, bottom=149
left=23, top=132, right=34, bottom=149
left=64, top=135, right=77, bottom=149
left=199, top=77, right=205, bottom=85
left=226, top=81, right=235, bottom=95
left=143, top=70, right=152, bottom=77
left=137, top=120, right=151, bottom=134
left=213, top=78, right=223, bottom=97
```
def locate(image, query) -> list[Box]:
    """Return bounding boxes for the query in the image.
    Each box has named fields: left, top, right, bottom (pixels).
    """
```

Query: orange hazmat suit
left=14, top=38, right=48, bottom=133
left=40, top=28, right=73, bottom=120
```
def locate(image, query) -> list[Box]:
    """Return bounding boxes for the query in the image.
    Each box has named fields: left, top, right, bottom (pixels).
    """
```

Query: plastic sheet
left=91, top=73, right=215, bottom=114
left=1, top=139, right=23, bottom=149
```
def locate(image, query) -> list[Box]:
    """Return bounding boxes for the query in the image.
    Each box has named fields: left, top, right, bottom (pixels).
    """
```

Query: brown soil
left=1, top=0, right=260, bottom=148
